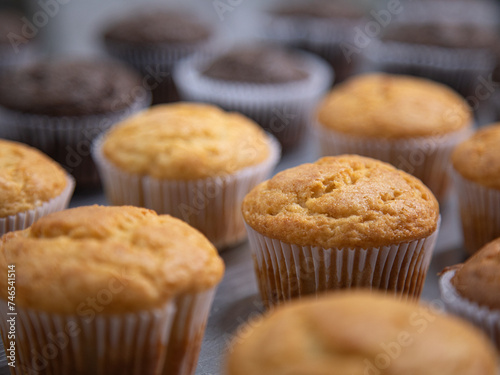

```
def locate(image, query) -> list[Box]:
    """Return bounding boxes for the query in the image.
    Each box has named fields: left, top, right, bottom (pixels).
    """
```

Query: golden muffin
left=0, top=205, right=224, bottom=375
left=242, top=155, right=440, bottom=307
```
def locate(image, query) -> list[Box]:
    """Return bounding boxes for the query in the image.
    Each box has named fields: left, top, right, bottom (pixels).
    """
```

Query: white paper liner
left=0, top=94, right=151, bottom=189
left=451, top=169, right=500, bottom=255
left=0, top=175, right=75, bottom=237
left=92, top=135, right=281, bottom=250
left=315, top=125, right=473, bottom=203
left=104, top=36, right=221, bottom=104
left=440, top=269, right=500, bottom=349
left=173, top=50, right=333, bottom=149
left=245, top=218, right=440, bottom=309
left=0, top=288, right=215, bottom=375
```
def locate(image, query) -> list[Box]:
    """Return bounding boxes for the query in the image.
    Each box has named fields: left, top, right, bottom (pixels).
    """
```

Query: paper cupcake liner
left=104, top=37, right=220, bottom=104
left=364, top=38, right=495, bottom=98
left=260, top=14, right=365, bottom=83
left=0, top=175, right=75, bottom=237
left=245, top=219, right=440, bottom=309
left=440, top=270, right=500, bottom=349
left=0, top=94, right=150, bottom=189
left=452, top=170, right=500, bottom=255
left=173, top=50, right=333, bottom=150
left=92, top=135, right=281, bottom=250
left=315, top=125, right=473, bottom=204
left=0, top=288, right=215, bottom=375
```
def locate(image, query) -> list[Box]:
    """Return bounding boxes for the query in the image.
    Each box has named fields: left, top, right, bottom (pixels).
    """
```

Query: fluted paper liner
left=173, top=51, right=333, bottom=149
left=452, top=170, right=500, bottom=255
left=0, top=176, right=75, bottom=237
left=0, top=289, right=215, bottom=375
left=92, top=135, right=281, bottom=250
left=440, top=270, right=500, bottom=349
left=316, top=125, right=473, bottom=204
left=0, top=94, right=150, bottom=188
left=245, top=221, right=440, bottom=309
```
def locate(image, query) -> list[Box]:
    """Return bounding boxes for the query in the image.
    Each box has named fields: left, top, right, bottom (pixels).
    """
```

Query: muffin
left=174, top=44, right=332, bottom=150
left=260, top=0, right=366, bottom=83
left=366, top=18, right=498, bottom=98
left=316, top=73, right=473, bottom=203
left=0, top=59, right=150, bottom=188
left=0, top=205, right=224, bottom=375
left=103, top=9, right=217, bottom=104
left=0, top=140, right=74, bottom=236
left=92, top=103, right=280, bottom=250
left=227, top=292, right=498, bottom=375
left=451, top=124, right=500, bottom=254
left=242, top=155, right=440, bottom=308
left=440, top=238, right=500, bottom=349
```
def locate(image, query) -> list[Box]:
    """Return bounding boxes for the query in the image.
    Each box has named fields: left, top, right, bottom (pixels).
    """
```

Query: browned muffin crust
left=452, top=125, right=500, bottom=190
left=0, top=205, right=224, bottom=314
left=242, top=155, right=439, bottom=248
left=450, top=237, right=500, bottom=310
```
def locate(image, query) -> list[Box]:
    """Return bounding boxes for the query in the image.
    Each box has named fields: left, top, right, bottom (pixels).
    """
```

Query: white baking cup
left=104, top=36, right=220, bottom=104
left=0, top=93, right=151, bottom=189
left=245, top=218, right=440, bottom=309
left=173, top=50, right=333, bottom=149
left=92, top=135, right=281, bottom=250
left=451, top=169, right=500, bottom=255
left=315, top=125, right=473, bottom=204
left=0, top=289, right=215, bottom=375
left=439, top=269, right=500, bottom=349
left=0, top=175, right=75, bottom=237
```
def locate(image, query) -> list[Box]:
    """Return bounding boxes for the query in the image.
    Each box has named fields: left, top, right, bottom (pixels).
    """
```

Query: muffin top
left=317, top=74, right=472, bottom=139
left=0, top=60, right=143, bottom=116
left=227, top=292, right=497, bottom=375
left=449, top=237, right=500, bottom=310
left=272, top=0, right=365, bottom=20
left=242, top=155, right=439, bottom=248
left=202, top=45, right=309, bottom=84
left=103, top=10, right=212, bottom=45
left=452, top=125, right=500, bottom=190
left=102, top=103, right=272, bottom=180
left=0, top=140, right=68, bottom=218
left=382, top=22, right=498, bottom=50
left=0, top=205, right=224, bottom=314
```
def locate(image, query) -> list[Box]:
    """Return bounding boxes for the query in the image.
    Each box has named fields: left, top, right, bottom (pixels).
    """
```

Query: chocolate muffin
left=103, top=10, right=216, bottom=104
left=174, top=45, right=333, bottom=150
left=261, top=0, right=366, bottom=83
left=0, top=60, right=150, bottom=189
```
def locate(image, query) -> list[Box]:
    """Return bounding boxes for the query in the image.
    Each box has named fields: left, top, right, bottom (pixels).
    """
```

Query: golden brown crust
left=317, top=73, right=472, bottom=139
left=227, top=292, right=498, bottom=375
left=102, top=103, right=271, bottom=180
left=0, top=205, right=224, bottom=314
left=242, top=155, right=439, bottom=248
left=0, top=140, right=68, bottom=217
left=452, top=125, right=500, bottom=190
left=451, top=237, right=500, bottom=310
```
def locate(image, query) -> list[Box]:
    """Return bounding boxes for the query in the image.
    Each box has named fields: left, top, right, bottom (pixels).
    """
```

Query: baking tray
left=0, top=130, right=469, bottom=375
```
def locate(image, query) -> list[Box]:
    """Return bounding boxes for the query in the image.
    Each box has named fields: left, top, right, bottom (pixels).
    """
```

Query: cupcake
left=316, top=73, right=473, bottom=203
left=0, top=59, right=150, bottom=189
left=241, top=155, right=440, bottom=308
left=440, top=238, right=500, bottom=349
left=260, top=0, right=366, bottom=84
left=102, top=9, right=217, bottom=104
left=451, top=124, right=500, bottom=255
left=366, top=18, right=498, bottom=99
left=227, top=292, right=498, bottom=375
left=0, top=139, right=74, bottom=236
left=0, top=205, right=224, bottom=374
left=92, top=103, right=280, bottom=250
left=174, top=44, right=333, bottom=150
